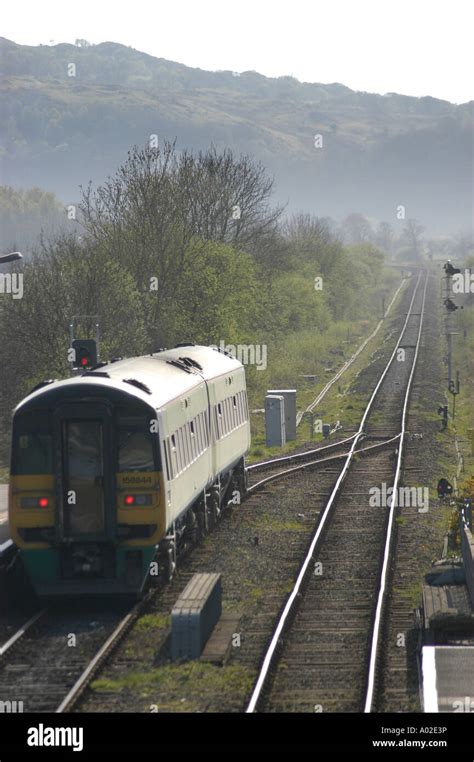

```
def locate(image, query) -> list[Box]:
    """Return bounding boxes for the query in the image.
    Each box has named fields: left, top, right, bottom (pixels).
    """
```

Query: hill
left=0, top=37, right=472, bottom=233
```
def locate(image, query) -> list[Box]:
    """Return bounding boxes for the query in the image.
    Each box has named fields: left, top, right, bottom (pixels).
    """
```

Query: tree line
left=0, top=142, right=400, bottom=461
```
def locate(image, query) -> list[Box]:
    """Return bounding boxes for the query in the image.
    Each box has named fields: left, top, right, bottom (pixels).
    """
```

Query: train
left=8, top=344, right=251, bottom=597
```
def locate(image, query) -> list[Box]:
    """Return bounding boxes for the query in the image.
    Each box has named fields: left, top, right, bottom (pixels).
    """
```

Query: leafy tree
left=0, top=235, right=147, bottom=459
left=0, top=185, right=70, bottom=255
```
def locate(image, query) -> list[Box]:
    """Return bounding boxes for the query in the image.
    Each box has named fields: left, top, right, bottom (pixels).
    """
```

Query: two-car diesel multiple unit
left=8, top=345, right=251, bottom=597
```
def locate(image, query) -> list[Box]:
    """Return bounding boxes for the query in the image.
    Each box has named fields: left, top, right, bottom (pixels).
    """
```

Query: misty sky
left=3, top=0, right=473, bottom=104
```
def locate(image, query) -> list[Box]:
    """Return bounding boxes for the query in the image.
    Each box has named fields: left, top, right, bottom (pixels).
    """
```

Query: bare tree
left=282, top=212, right=345, bottom=278
left=79, top=141, right=284, bottom=346
left=174, top=145, right=284, bottom=249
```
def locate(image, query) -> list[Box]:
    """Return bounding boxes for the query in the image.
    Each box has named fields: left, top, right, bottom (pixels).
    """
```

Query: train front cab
left=9, top=387, right=165, bottom=597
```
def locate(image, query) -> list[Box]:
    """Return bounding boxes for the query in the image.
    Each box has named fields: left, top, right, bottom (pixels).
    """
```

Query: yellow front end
left=9, top=474, right=55, bottom=549
left=116, top=470, right=167, bottom=545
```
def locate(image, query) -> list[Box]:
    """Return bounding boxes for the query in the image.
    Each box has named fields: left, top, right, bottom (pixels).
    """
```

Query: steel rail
left=363, top=272, right=428, bottom=712
left=0, top=609, right=47, bottom=657
left=57, top=601, right=144, bottom=713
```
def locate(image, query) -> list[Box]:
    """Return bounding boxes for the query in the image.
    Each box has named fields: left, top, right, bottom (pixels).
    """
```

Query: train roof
left=15, top=346, right=244, bottom=414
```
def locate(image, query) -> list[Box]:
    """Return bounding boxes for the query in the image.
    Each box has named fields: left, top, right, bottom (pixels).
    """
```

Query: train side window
left=189, top=420, right=195, bottom=459
left=194, top=416, right=201, bottom=454
left=176, top=428, right=184, bottom=470
left=196, top=417, right=203, bottom=455
left=221, top=400, right=227, bottom=436
left=211, top=408, right=217, bottom=441
left=216, top=404, right=222, bottom=439
left=196, top=415, right=203, bottom=454
left=222, top=399, right=227, bottom=434
left=189, top=421, right=197, bottom=460
left=182, top=426, right=189, bottom=468
left=184, top=424, right=192, bottom=464
left=171, top=433, right=180, bottom=474
left=180, top=428, right=186, bottom=470
left=169, top=438, right=174, bottom=479
left=181, top=426, right=190, bottom=468
left=203, top=411, right=209, bottom=448
left=222, top=401, right=227, bottom=436
left=164, top=438, right=172, bottom=480
left=243, top=390, right=249, bottom=421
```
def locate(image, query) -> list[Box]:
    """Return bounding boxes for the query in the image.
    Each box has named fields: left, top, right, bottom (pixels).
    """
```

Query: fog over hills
left=0, top=37, right=472, bottom=234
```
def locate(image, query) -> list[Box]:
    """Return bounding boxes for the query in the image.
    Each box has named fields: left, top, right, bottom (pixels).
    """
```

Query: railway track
left=246, top=271, right=427, bottom=712
left=0, top=601, right=146, bottom=712
left=0, top=273, right=426, bottom=714
left=74, top=271, right=429, bottom=714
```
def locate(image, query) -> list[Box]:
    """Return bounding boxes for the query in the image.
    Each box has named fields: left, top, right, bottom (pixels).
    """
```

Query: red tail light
left=123, top=495, right=152, bottom=506
left=21, top=496, right=51, bottom=508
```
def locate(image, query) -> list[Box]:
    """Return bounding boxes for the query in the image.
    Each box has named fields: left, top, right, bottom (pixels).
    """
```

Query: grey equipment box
left=171, top=573, right=222, bottom=661
left=265, top=394, right=286, bottom=447
left=267, top=389, right=297, bottom=440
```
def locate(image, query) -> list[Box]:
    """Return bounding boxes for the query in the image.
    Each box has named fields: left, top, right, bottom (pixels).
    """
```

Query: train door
left=54, top=403, right=115, bottom=546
